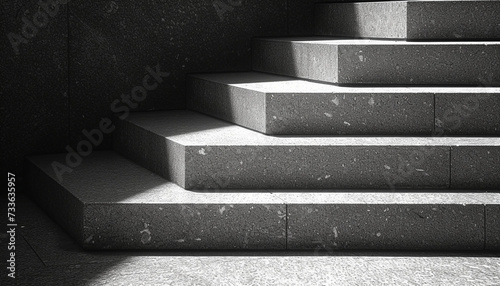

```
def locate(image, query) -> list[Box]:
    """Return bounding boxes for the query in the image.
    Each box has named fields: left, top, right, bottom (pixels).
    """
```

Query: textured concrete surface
left=115, top=110, right=500, bottom=190
left=285, top=199, right=485, bottom=250
left=26, top=152, right=286, bottom=250
left=315, top=1, right=500, bottom=40
left=435, top=93, right=500, bottom=135
left=69, top=0, right=287, bottom=149
left=277, top=192, right=499, bottom=251
left=451, top=147, right=500, bottom=189
left=252, top=38, right=500, bottom=85
left=315, top=2, right=407, bottom=39
left=23, top=154, right=499, bottom=252
left=188, top=72, right=500, bottom=135
left=487, top=204, right=500, bottom=251
left=188, top=72, right=434, bottom=135
left=288, top=0, right=384, bottom=35
left=1, top=0, right=69, bottom=175
left=5, top=196, right=500, bottom=286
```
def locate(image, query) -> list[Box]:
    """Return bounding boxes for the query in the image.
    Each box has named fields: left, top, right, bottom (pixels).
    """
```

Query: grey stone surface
left=315, top=1, right=500, bottom=40
left=315, top=2, right=407, bottom=39
left=111, top=111, right=500, bottom=190
left=188, top=72, right=438, bottom=135
left=26, top=152, right=286, bottom=250
left=10, top=256, right=500, bottom=286
left=451, top=147, right=500, bottom=189
left=68, top=0, right=287, bottom=149
left=435, top=93, right=500, bottom=135
left=486, top=205, right=500, bottom=251
left=252, top=38, right=500, bottom=85
left=286, top=202, right=484, bottom=250
left=184, top=145, right=449, bottom=190
left=26, top=158, right=85, bottom=245
left=0, top=0, right=69, bottom=175
left=17, top=197, right=128, bottom=266
left=288, top=0, right=387, bottom=36
left=10, top=198, right=500, bottom=286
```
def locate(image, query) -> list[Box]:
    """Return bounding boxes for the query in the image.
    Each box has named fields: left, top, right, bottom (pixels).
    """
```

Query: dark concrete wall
left=1, top=0, right=69, bottom=176
left=1, top=0, right=292, bottom=175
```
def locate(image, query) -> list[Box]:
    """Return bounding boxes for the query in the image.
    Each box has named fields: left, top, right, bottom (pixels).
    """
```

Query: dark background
left=0, top=0, right=354, bottom=176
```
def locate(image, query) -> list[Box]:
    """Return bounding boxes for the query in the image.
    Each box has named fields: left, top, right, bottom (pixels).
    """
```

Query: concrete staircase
left=27, top=0, right=500, bottom=251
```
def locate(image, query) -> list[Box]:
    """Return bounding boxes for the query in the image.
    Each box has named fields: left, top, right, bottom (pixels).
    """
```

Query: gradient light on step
left=25, top=151, right=499, bottom=251
left=280, top=192, right=487, bottom=251
left=26, top=152, right=286, bottom=250
left=252, top=38, right=500, bottom=85
left=187, top=72, right=500, bottom=135
left=114, top=110, right=500, bottom=190
left=315, top=1, right=500, bottom=40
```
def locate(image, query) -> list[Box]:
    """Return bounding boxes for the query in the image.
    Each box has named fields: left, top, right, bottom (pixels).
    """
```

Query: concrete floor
left=1, top=194, right=499, bottom=286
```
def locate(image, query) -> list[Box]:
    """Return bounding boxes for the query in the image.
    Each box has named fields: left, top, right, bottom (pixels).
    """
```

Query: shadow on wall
left=1, top=0, right=289, bottom=175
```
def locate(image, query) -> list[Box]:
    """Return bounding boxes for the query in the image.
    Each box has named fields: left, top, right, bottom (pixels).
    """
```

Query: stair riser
left=184, top=146, right=451, bottom=190
left=253, top=39, right=500, bottom=85
left=83, top=204, right=286, bottom=250
left=287, top=204, right=484, bottom=251
left=436, top=94, right=500, bottom=135
left=187, top=76, right=267, bottom=133
left=452, top=147, right=500, bottom=189
left=315, top=1, right=500, bottom=40
left=26, top=162, right=84, bottom=245
left=114, top=119, right=185, bottom=184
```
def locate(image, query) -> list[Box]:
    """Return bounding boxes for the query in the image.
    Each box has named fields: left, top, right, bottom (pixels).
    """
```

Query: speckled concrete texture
left=315, top=2, right=408, bottom=39
left=435, top=93, right=500, bottom=135
left=26, top=152, right=286, bottom=250
left=315, top=1, right=500, bottom=40
left=451, top=147, right=500, bottom=189
left=188, top=72, right=500, bottom=135
left=9, top=196, right=500, bottom=286
left=25, top=158, right=84, bottom=245
left=69, top=0, right=287, bottom=149
left=286, top=204, right=484, bottom=251
left=252, top=38, right=500, bottom=85
left=288, top=0, right=384, bottom=36
left=115, top=110, right=500, bottom=190
left=278, top=192, right=491, bottom=251
left=187, top=72, right=436, bottom=135
left=184, top=145, right=449, bottom=190
left=486, top=205, right=500, bottom=251
left=24, top=153, right=499, bottom=251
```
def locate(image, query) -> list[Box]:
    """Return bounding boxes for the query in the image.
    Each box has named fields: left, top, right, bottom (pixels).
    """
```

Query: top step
left=315, top=1, right=500, bottom=40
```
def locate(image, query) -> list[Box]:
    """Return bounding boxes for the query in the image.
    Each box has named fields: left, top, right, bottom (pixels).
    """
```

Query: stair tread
left=191, top=72, right=500, bottom=94
left=125, top=110, right=500, bottom=146
left=28, top=151, right=499, bottom=205
left=256, top=37, right=500, bottom=45
left=29, top=152, right=280, bottom=204
left=252, top=37, right=500, bottom=85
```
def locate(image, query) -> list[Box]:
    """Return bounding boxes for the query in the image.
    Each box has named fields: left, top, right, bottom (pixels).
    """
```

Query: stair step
left=315, top=1, right=500, bottom=40
left=26, top=151, right=500, bottom=250
left=252, top=37, right=500, bottom=85
left=187, top=72, right=500, bottom=135
left=114, top=110, right=500, bottom=190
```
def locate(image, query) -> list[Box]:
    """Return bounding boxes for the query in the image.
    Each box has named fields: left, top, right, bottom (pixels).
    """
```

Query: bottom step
left=26, top=151, right=499, bottom=251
